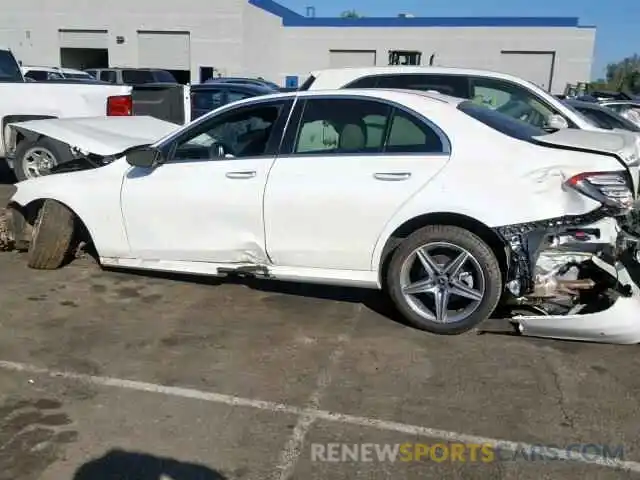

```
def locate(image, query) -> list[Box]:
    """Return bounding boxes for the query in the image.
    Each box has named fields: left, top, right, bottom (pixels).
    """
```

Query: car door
left=263, top=96, right=451, bottom=271
left=120, top=98, right=293, bottom=263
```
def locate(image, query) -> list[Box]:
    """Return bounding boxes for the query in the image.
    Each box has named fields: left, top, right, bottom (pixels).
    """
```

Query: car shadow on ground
left=0, top=162, right=16, bottom=184
left=72, top=449, right=227, bottom=479
left=98, top=260, right=411, bottom=328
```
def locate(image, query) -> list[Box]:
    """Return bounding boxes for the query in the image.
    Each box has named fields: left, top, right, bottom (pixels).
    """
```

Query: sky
left=277, top=0, right=638, bottom=80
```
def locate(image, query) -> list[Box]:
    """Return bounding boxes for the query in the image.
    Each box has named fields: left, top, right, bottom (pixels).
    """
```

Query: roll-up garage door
left=500, top=51, right=555, bottom=92
left=329, top=50, right=377, bottom=68
left=137, top=31, right=190, bottom=70
left=59, top=29, right=108, bottom=49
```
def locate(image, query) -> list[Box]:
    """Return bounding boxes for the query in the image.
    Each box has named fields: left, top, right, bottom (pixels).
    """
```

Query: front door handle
left=373, top=172, right=412, bottom=181
left=226, top=171, right=256, bottom=179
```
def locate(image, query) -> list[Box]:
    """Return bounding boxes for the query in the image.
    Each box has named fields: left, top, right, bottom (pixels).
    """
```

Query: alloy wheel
left=399, top=242, right=486, bottom=323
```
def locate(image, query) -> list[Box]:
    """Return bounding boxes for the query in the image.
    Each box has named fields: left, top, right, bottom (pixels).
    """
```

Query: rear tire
left=386, top=225, right=503, bottom=335
left=27, top=200, right=75, bottom=270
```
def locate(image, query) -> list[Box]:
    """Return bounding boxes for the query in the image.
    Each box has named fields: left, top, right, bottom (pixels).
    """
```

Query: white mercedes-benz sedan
left=4, top=89, right=640, bottom=342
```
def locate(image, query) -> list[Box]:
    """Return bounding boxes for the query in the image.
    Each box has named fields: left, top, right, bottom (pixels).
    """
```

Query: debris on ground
left=0, top=208, right=12, bottom=252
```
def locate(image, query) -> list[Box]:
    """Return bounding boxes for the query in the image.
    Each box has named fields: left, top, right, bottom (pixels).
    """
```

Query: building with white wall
left=0, top=0, right=596, bottom=92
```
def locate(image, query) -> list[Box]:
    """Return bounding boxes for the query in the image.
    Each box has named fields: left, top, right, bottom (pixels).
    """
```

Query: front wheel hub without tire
left=22, top=147, right=58, bottom=178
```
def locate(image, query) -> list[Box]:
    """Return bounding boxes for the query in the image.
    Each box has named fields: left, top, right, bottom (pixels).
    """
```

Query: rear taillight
left=565, top=171, right=634, bottom=211
left=107, top=95, right=132, bottom=116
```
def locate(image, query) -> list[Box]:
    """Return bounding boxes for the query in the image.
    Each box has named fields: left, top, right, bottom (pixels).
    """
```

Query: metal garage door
left=500, top=51, right=555, bottom=92
left=329, top=50, right=376, bottom=68
left=59, top=29, right=108, bottom=49
left=137, top=31, right=190, bottom=70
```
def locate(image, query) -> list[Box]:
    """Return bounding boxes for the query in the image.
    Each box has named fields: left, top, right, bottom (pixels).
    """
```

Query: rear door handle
left=226, top=171, right=256, bottom=179
left=373, top=172, right=412, bottom=181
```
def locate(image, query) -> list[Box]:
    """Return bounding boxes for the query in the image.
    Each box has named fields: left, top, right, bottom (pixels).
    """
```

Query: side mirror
left=547, top=114, right=569, bottom=130
left=126, top=146, right=163, bottom=168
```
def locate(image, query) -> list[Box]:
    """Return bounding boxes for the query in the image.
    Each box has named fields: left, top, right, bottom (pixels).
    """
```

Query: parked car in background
left=0, top=47, right=133, bottom=181
left=21, top=66, right=95, bottom=82
left=5, top=89, right=640, bottom=342
left=85, top=68, right=177, bottom=85
left=598, top=101, right=640, bottom=128
left=563, top=99, right=640, bottom=133
left=299, top=67, right=623, bottom=133
left=131, top=81, right=278, bottom=125
left=205, top=77, right=281, bottom=90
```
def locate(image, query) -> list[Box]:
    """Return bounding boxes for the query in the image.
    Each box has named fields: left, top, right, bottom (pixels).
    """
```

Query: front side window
left=293, top=98, right=391, bottom=155
left=173, top=102, right=284, bottom=161
left=471, top=77, right=560, bottom=129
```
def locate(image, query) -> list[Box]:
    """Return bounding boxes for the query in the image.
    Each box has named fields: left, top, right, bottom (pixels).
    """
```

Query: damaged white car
left=4, top=89, right=640, bottom=343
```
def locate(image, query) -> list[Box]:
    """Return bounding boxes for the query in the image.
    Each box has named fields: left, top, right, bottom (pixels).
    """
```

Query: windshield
left=458, top=100, right=547, bottom=142
left=0, top=50, right=24, bottom=82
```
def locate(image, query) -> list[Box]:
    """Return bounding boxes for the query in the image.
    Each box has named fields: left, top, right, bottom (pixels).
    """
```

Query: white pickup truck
left=0, top=47, right=133, bottom=180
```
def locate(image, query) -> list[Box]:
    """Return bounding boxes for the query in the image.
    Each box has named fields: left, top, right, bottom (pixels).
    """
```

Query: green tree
left=340, top=9, right=362, bottom=18
left=605, top=54, right=640, bottom=93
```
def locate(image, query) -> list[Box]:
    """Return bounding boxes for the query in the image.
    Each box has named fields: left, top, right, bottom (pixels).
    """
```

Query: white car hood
left=9, top=116, right=179, bottom=157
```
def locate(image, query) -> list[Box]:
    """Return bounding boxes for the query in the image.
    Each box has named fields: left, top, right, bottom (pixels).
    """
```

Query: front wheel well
left=378, top=212, right=508, bottom=282
left=8, top=198, right=93, bottom=247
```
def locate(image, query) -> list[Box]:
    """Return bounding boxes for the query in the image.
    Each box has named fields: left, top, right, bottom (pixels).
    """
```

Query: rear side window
left=227, top=90, right=254, bottom=104
left=24, top=70, right=48, bottom=81
left=192, top=90, right=225, bottom=111
left=100, top=70, right=117, bottom=83
left=373, top=74, right=470, bottom=98
left=458, top=100, right=546, bottom=142
left=344, top=76, right=379, bottom=88
left=386, top=109, right=444, bottom=153
left=293, top=98, right=391, bottom=154
left=122, top=69, right=155, bottom=84
left=152, top=70, right=177, bottom=83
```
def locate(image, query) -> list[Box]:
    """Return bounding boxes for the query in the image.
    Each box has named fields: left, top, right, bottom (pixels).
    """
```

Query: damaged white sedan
left=4, top=89, right=640, bottom=343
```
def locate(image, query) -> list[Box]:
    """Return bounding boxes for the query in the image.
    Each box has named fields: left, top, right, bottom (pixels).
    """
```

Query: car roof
left=225, top=88, right=465, bottom=109
left=22, top=66, right=88, bottom=74
left=191, top=82, right=276, bottom=93
left=22, top=66, right=59, bottom=72
left=599, top=100, right=640, bottom=106
left=307, top=66, right=540, bottom=87
left=564, top=99, right=609, bottom=111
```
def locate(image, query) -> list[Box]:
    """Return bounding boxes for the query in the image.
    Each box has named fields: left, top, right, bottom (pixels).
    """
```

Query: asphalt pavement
left=0, top=180, right=639, bottom=480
